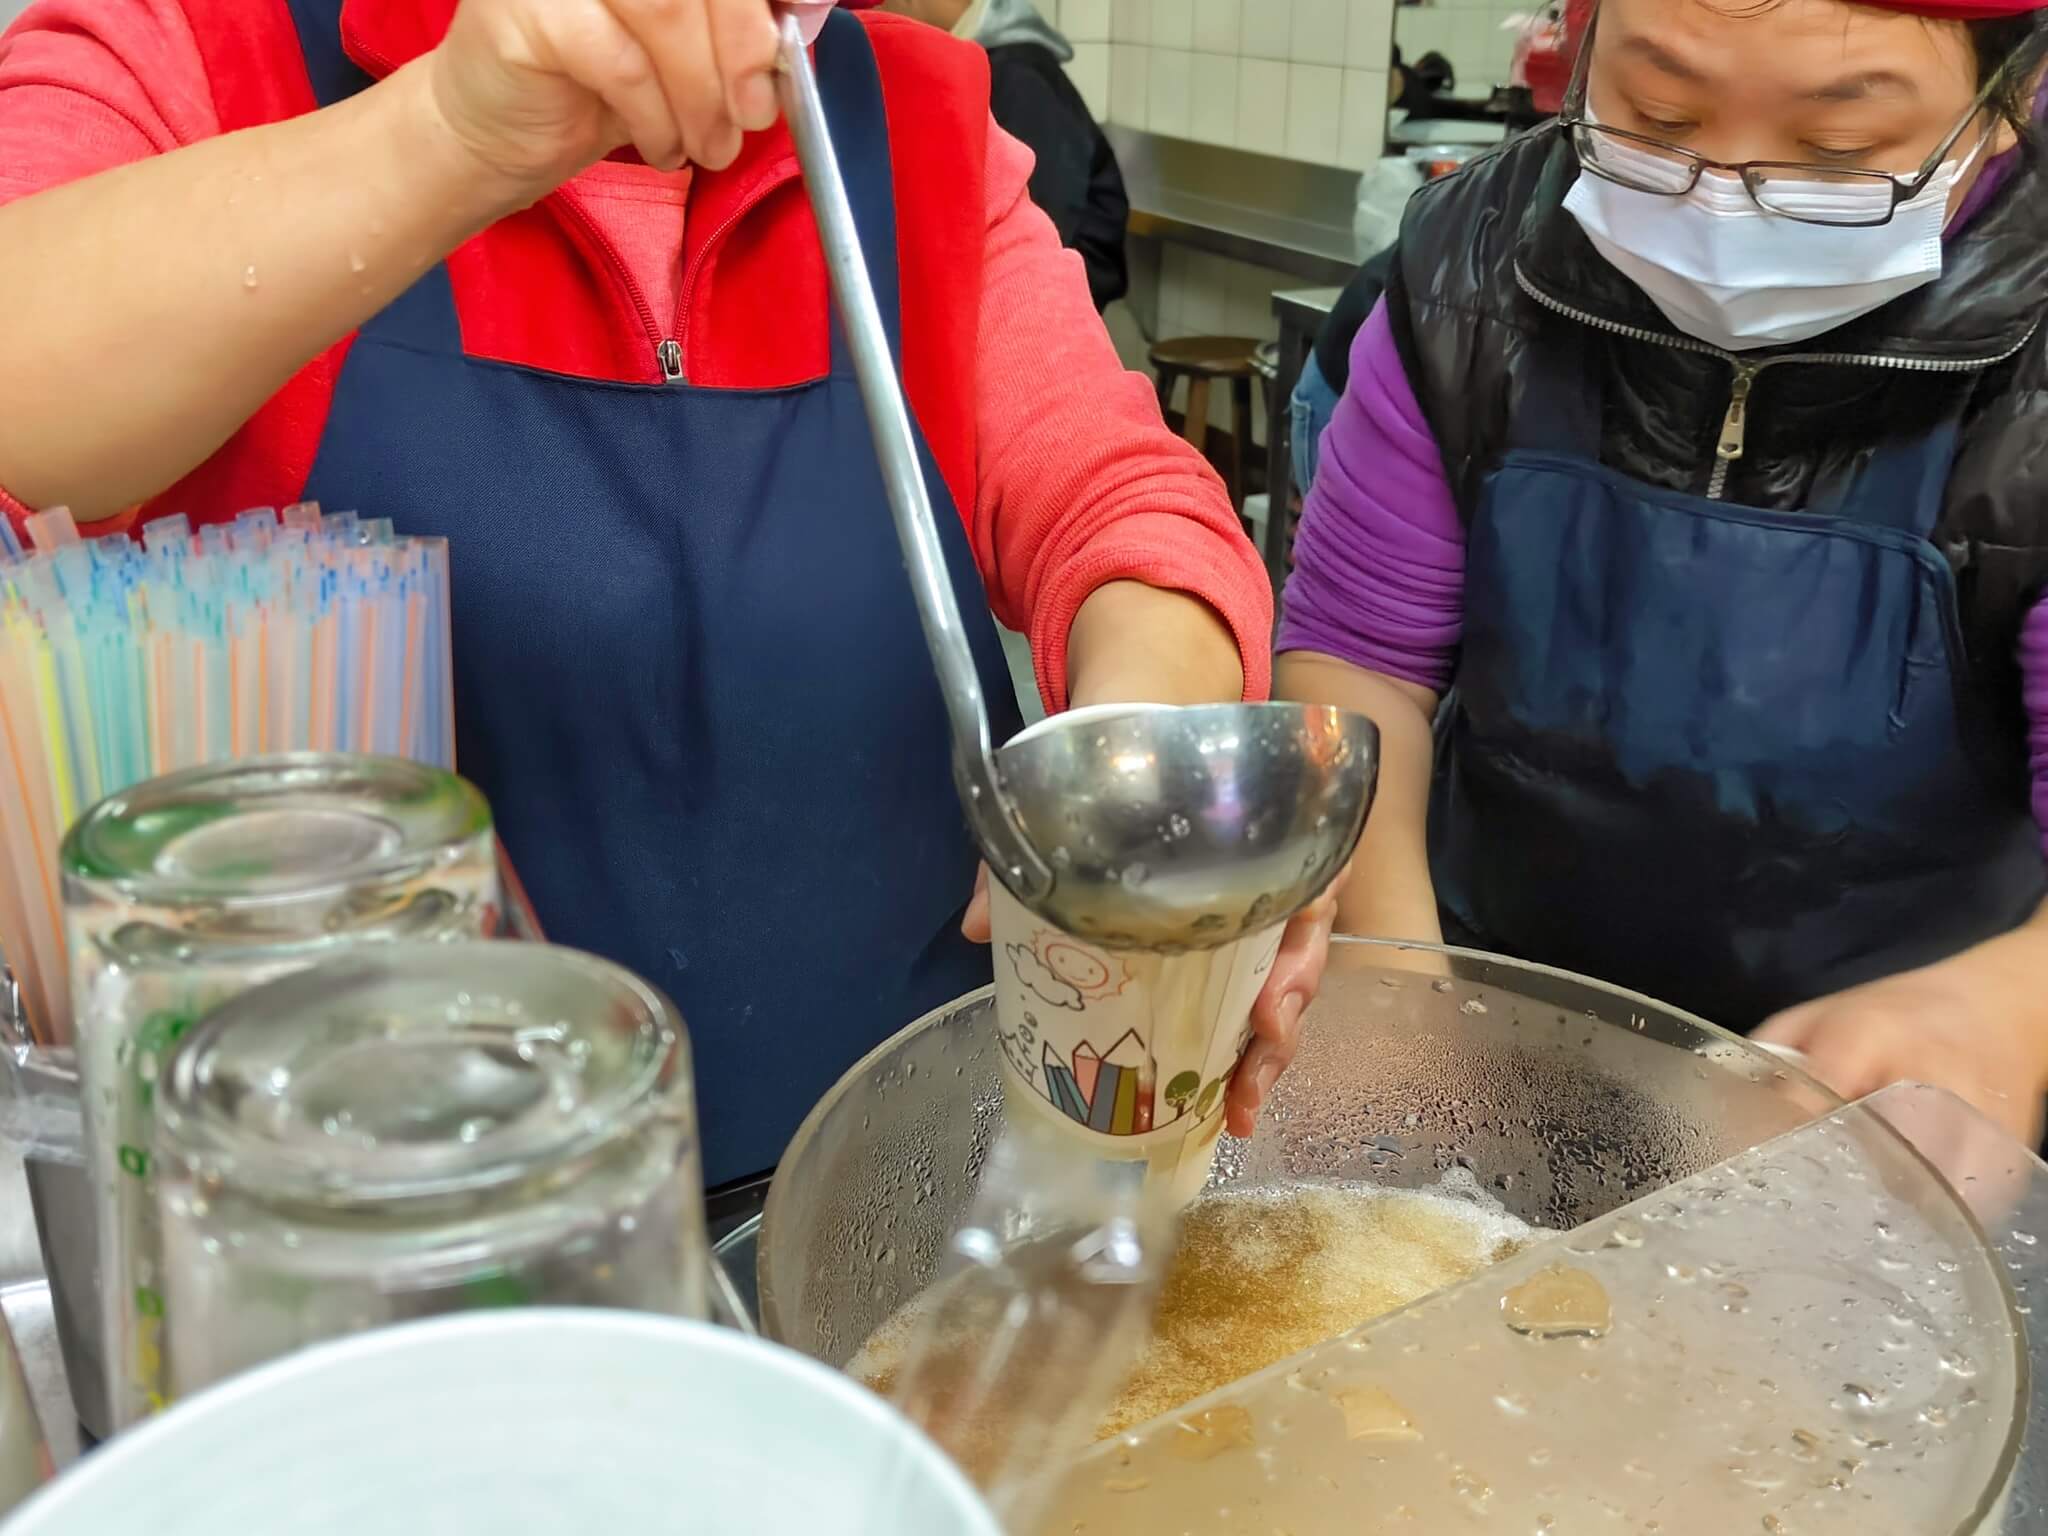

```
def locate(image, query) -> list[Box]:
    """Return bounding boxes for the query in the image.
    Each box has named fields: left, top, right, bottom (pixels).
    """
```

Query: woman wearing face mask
left=1279, top=0, right=2048, bottom=1146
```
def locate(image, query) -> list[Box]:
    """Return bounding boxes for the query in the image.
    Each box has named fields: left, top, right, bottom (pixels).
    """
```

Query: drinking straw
left=0, top=503, right=461, bottom=1045
left=0, top=631, right=68, bottom=1046
left=0, top=635, right=65, bottom=1045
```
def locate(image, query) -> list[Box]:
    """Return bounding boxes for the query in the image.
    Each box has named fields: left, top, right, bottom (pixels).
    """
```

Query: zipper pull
left=1717, top=363, right=1757, bottom=464
left=658, top=339, right=685, bottom=383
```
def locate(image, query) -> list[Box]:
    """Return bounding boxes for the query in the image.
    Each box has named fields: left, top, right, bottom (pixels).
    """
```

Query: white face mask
left=1562, top=115, right=1988, bottom=352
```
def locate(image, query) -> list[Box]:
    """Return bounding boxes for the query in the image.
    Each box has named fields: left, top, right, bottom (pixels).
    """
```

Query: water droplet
left=2013, top=1230, right=2039, bottom=1248
left=242, top=265, right=259, bottom=290
left=1836, top=1383, right=1886, bottom=1413
left=1167, top=1406, right=1256, bottom=1461
left=347, top=250, right=367, bottom=274
left=1449, top=1467, right=1492, bottom=1507
left=1334, top=1386, right=1421, bottom=1442
left=1502, top=1266, right=1612, bottom=1339
left=1460, top=998, right=1489, bottom=1015
left=1431, top=978, right=1454, bottom=994
left=1120, top=862, right=1150, bottom=890
left=1166, top=813, right=1191, bottom=840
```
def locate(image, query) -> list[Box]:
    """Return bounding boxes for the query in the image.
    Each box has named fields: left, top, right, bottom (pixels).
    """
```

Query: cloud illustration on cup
left=1006, top=944, right=1084, bottom=1011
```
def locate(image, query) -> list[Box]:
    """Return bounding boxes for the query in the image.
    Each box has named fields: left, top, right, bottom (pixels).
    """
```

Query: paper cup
left=987, top=880, right=1282, bottom=1185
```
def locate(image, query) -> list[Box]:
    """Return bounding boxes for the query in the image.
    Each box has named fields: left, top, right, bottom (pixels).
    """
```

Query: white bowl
left=0, top=1311, right=997, bottom=1536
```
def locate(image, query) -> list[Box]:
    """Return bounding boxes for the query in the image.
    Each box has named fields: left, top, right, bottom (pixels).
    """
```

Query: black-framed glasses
left=1557, top=7, right=2008, bottom=227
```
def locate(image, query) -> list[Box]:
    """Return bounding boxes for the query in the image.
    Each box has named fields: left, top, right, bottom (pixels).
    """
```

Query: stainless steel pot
left=759, top=939, right=1842, bottom=1367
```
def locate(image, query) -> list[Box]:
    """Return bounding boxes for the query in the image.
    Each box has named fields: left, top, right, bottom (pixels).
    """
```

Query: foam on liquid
left=851, top=1175, right=1531, bottom=1441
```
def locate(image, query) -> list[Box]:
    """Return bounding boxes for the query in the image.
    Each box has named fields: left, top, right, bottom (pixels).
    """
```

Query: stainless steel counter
left=1112, top=129, right=1366, bottom=288
left=0, top=1150, right=77, bottom=1467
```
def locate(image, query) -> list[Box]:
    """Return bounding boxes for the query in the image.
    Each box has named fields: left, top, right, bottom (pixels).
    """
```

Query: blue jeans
left=1289, top=351, right=1341, bottom=498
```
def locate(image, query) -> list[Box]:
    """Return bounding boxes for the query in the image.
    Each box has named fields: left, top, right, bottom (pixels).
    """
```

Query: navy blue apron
left=1431, top=326, right=2045, bottom=1029
left=285, top=3, right=1021, bottom=1184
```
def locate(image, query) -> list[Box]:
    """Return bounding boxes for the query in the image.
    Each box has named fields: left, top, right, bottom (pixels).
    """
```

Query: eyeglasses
left=1558, top=10, right=2009, bottom=227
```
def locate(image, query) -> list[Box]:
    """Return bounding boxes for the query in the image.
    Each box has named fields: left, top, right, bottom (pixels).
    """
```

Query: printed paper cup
left=988, top=880, right=1282, bottom=1157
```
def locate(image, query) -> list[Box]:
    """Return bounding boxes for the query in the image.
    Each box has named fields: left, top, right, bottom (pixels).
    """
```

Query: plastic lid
left=156, top=944, right=686, bottom=1207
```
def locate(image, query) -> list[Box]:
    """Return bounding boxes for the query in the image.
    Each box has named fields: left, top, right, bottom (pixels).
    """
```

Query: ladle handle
left=774, top=14, right=1051, bottom=901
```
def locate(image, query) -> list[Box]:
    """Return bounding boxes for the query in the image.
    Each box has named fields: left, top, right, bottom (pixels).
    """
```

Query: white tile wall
left=1188, top=50, right=1240, bottom=144
left=1057, top=0, right=1113, bottom=118
left=1243, top=0, right=1293, bottom=59
left=1152, top=0, right=1196, bottom=49
left=1394, top=0, right=1529, bottom=99
left=1193, top=0, right=1241, bottom=53
left=1148, top=44, right=1194, bottom=138
left=1234, top=57, right=1289, bottom=157
left=1285, top=63, right=1343, bottom=165
left=1040, top=0, right=1348, bottom=439
left=1291, top=0, right=1349, bottom=63
left=1078, top=0, right=1391, bottom=169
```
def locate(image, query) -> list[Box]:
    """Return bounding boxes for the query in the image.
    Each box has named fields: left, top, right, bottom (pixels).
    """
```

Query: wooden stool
left=1149, top=336, right=1262, bottom=514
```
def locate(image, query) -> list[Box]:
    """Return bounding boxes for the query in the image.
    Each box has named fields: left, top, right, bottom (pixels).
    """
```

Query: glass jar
left=154, top=943, right=707, bottom=1400
left=63, top=755, right=500, bottom=1428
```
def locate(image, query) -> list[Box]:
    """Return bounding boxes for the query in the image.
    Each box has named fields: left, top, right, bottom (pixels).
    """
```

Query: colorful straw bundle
left=0, top=504, right=454, bottom=1047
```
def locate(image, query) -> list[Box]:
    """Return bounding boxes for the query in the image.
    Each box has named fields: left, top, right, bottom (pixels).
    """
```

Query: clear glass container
left=1043, top=1085, right=2031, bottom=1535
left=63, top=754, right=499, bottom=1428
left=154, top=943, right=708, bottom=1401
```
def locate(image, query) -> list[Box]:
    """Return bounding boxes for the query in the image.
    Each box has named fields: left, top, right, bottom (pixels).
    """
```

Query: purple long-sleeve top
left=1278, top=167, right=2048, bottom=856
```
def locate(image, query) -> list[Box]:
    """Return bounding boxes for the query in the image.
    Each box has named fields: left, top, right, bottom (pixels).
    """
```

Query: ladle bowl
left=990, top=702, right=1378, bottom=949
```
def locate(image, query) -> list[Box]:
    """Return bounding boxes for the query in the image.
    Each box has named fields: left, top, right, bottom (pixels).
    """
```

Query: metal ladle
left=774, top=15, right=1378, bottom=949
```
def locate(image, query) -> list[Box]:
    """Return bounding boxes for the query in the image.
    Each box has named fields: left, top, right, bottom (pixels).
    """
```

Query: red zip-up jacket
left=0, top=0, right=1273, bottom=707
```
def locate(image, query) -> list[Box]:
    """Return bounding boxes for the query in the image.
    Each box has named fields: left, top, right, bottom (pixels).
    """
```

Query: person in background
left=1291, top=246, right=1393, bottom=497
left=0, top=0, right=1335, bottom=1219
left=880, top=0, right=1128, bottom=310
left=1280, top=0, right=2048, bottom=1149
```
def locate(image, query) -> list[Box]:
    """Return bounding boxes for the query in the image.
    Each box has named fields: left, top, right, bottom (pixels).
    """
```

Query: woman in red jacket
left=0, top=0, right=1332, bottom=1201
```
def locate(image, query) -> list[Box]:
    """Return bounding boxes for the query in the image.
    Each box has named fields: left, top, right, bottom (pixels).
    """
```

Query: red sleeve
left=971, top=123, right=1273, bottom=712
left=0, top=0, right=220, bottom=183
left=0, top=0, right=336, bottom=540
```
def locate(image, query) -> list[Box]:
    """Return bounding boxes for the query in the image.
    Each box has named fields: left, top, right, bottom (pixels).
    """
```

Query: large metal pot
left=758, top=939, right=1842, bottom=1367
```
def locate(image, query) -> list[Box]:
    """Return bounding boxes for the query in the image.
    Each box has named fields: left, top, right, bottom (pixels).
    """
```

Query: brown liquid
left=853, top=1181, right=1529, bottom=1444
